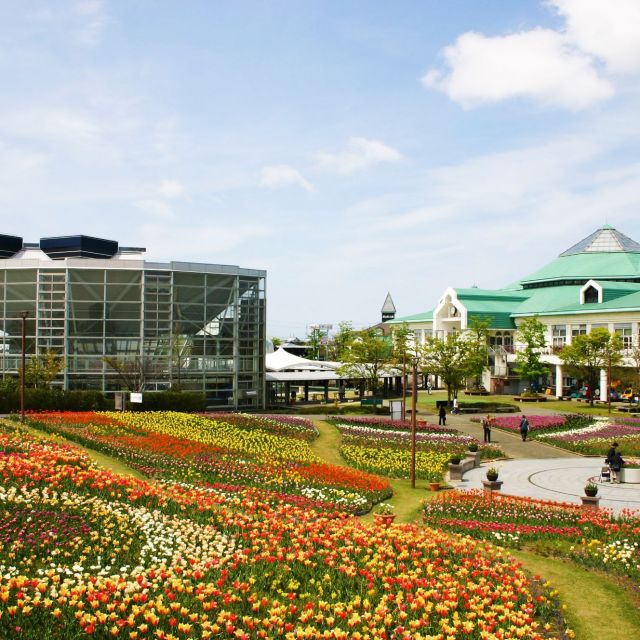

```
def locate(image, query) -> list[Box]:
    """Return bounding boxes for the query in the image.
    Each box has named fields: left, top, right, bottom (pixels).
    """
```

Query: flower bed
left=423, top=490, right=640, bottom=584
left=0, top=429, right=570, bottom=639
left=491, top=414, right=593, bottom=436
left=331, top=418, right=504, bottom=480
left=24, top=412, right=390, bottom=514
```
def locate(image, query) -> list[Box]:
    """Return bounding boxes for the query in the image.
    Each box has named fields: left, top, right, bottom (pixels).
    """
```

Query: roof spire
left=381, top=292, right=396, bottom=322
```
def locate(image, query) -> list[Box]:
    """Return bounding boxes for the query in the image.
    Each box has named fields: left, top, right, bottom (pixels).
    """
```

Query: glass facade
left=0, top=263, right=266, bottom=409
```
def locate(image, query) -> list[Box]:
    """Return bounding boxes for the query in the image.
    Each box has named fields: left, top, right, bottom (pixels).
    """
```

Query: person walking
left=438, top=405, right=446, bottom=426
left=607, top=442, right=625, bottom=483
left=519, top=415, right=530, bottom=441
left=426, top=380, right=432, bottom=395
left=482, top=414, right=492, bottom=443
left=452, top=397, right=459, bottom=414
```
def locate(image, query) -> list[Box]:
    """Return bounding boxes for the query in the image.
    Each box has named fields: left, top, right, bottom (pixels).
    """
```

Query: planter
left=581, top=495, right=600, bottom=509
left=621, top=467, right=640, bottom=483
left=513, top=396, right=547, bottom=402
left=448, top=463, right=463, bottom=481
left=486, top=473, right=499, bottom=482
left=469, top=451, right=481, bottom=468
left=374, top=514, right=396, bottom=527
left=429, top=482, right=440, bottom=492
left=584, top=487, right=598, bottom=497
left=482, top=479, right=503, bottom=493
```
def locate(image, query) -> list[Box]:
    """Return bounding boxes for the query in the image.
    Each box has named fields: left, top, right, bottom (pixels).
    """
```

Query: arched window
left=583, top=286, right=599, bottom=304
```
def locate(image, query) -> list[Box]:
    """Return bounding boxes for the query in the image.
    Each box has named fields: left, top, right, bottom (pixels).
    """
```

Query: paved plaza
left=451, top=457, right=640, bottom=514
left=442, top=406, right=640, bottom=514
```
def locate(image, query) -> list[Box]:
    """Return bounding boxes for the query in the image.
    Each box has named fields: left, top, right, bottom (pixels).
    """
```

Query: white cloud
left=74, top=0, right=109, bottom=46
left=260, top=164, right=314, bottom=192
left=317, top=137, right=402, bottom=174
left=552, top=0, right=640, bottom=73
left=424, top=28, right=613, bottom=110
left=159, top=179, right=184, bottom=198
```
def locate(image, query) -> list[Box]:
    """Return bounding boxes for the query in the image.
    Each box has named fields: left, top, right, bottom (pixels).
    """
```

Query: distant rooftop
left=560, top=225, right=640, bottom=256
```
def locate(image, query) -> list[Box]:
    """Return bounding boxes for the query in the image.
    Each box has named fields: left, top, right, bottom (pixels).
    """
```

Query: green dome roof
left=520, top=225, right=640, bottom=287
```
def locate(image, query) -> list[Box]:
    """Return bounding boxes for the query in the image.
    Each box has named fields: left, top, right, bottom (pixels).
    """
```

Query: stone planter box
left=448, top=463, right=464, bottom=481
left=581, top=495, right=600, bottom=509
left=482, top=479, right=503, bottom=493
left=513, top=396, right=547, bottom=402
left=621, top=467, right=640, bottom=483
left=468, top=451, right=481, bottom=468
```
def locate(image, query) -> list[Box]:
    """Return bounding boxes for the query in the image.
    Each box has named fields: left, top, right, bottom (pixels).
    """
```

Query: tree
left=104, top=355, right=153, bottom=392
left=271, top=336, right=282, bottom=349
left=466, top=317, right=491, bottom=389
left=327, top=321, right=355, bottom=361
left=307, top=326, right=329, bottom=360
left=337, top=327, right=394, bottom=395
left=420, top=332, right=476, bottom=403
left=25, top=349, right=64, bottom=389
left=513, top=316, right=549, bottom=390
left=560, top=328, right=623, bottom=407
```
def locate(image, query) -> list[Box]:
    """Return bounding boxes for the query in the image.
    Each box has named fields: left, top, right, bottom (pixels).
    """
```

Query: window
left=615, top=323, right=633, bottom=349
left=552, top=325, right=566, bottom=348
left=583, top=286, right=599, bottom=304
left=571, top=324, right=587, bottom=338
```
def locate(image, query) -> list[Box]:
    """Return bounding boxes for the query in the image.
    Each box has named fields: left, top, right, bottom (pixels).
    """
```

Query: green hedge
left=130, top=392, right=206, bottom=412
left=0, top=388, right=206, bottom=413
left=0, top=389, right=110, bottom=413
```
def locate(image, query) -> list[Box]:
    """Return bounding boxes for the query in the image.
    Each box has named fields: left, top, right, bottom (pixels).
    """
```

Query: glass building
left=0, top=234, right=266, bottom=409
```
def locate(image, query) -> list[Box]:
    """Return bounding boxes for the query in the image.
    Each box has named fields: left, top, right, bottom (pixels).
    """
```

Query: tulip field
left=328, top=416, right=504, bottom=482
left=423, top=491, right=640, bottom=584
left=0, top=418, right=574, bottom=639
left=24, top=411, right=391, bottom=514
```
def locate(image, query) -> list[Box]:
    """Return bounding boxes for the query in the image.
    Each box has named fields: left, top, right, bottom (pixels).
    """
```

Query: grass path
left=511, top=550, right=640, bottom=639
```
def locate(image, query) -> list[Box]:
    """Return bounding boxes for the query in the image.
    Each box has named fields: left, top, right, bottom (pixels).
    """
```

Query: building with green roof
left=386, top=225, right=640, bottom=398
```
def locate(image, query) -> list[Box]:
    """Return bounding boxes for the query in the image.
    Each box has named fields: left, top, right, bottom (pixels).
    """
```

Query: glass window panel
left=5, top=282, right=36, bottom=300
left=4, top=301, right=37, bottom=317
left=67, top=357, right=105, bottom=372
left=69, top=283, right=104, bottom=301
left=107, top=270, right=141, bottom=284
left=3, top=318, right=36, bottom=336
left=68, top=301, right=104, bottom=319
left=105, top=302, right=142, bottom=320
left=105, top=320, right=140, bottom=336
left=68, top=339, right=105, bottom=355
left=206, top=275, right=235, bottom=289
left=68, top=318, right=103, bottom=336
left=174, top=273, right=205, bottom=287
left=105, top=339, right=141, bottom=355
left=5, top=269, right=36, bottom=283
left=70, top=270, right=105, bottom=283
left=174, top=286, right=205, bottom=304
left=106, top=284, right=141, bottom=303
left=173, top=304, right=204, bottom=323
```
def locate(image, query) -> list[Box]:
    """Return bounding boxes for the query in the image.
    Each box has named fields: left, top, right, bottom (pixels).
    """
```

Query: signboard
left=390, top=400, right=403, bottom=421
left=114, top=392, right=125, bottom=411
left=130, top=392, right=143, bottom=404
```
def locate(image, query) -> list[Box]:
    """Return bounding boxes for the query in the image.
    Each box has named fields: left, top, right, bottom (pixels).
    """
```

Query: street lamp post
left=20, top=311, right=28, bottom=422
left=401, top=355, right=406, bottom=422
left=410, top=356, right=418, bottom=488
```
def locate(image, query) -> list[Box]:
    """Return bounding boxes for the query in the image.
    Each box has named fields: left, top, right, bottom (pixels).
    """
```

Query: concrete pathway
left=452, top=457, right=640, bottom=515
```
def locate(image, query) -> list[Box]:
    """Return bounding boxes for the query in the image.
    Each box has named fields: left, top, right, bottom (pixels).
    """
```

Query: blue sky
left=2, top=1, right=640, bottom=338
